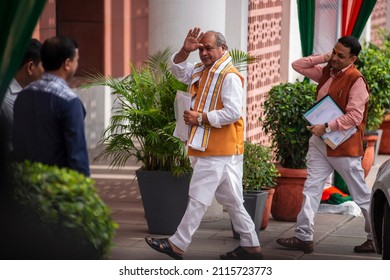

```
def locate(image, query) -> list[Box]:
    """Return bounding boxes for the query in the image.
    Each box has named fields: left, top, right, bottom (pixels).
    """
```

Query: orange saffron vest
left=187, top=67, right=244, bottom=157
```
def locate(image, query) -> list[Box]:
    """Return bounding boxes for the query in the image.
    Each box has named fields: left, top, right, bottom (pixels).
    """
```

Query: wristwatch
left=324, top=122, right=331, bottom=133
left=197, top=113, right=203, bottom=126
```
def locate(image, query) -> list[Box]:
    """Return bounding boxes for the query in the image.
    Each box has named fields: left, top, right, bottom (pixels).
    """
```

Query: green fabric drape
left=333, top=171, right=349, bottom=194
left=351, top=0, right=377, bottom=38
left=297, top=0, right=316, bottom=57
left=0, top=0, right=47, bottom=104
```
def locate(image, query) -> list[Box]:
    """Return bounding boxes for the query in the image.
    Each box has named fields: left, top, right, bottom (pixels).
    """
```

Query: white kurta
left=168, top=54, right=260, bottom=251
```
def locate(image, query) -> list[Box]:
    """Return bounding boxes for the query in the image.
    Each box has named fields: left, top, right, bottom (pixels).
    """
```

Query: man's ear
left=350, top=55, right=358, bottom=64
left=26, top=61, right=35, bottom=75
left=64, top=58, right=72, bottom=71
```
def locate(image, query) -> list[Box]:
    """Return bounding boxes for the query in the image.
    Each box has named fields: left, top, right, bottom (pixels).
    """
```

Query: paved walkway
left=89, top=147, right=386, bottom=260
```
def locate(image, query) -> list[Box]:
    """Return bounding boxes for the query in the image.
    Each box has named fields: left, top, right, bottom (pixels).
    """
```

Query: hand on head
left=324, top=51, right=332, bottom=62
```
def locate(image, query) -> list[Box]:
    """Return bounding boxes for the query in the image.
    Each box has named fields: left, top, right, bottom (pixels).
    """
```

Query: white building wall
left=287, top=0, right=303, bottom=82
left=148, top=0, right=249, bottom=66
left=76, top=86, right=112, bottom=150
left=225, top=0, right=249, bottom=52
left=225, top=0, right=249, bottom=139
left=360, top=17, right=372, bottom=43
left=148, top=0, right=226, bottom=60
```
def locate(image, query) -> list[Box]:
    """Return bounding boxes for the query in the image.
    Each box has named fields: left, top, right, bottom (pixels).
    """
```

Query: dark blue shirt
left=12, top=73, right=90, bottom=177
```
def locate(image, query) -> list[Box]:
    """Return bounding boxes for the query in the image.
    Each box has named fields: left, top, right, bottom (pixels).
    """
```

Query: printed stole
left=188, top=52, right=233, bottom=151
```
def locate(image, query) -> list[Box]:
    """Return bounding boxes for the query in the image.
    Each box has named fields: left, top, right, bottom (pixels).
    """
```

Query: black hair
left=18, top=38, right=42, bottom=69
left=41, top=36, right=78, bottom=71
left=338, top=36, right=362, bottom=56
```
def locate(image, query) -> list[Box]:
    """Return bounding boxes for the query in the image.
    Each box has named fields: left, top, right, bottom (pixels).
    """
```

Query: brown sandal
left=220, top=246, right=263, bottom=260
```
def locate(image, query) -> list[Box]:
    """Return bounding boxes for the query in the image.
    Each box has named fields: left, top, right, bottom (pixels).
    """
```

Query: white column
left=226, top=0, right=249, bottom=140
left=287, top=0, right=303, bottom=83
left=148, top=0, right=248, bottom=60
left=149, top=0, right=226, bottom=59
left=225, top=0, right=249, bottom=51
left=76, top=85, right=111, bottom=149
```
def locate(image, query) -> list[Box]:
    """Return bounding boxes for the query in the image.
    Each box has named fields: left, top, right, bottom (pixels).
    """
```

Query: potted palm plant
left=85, top=49, right=191, bottom=235
left=85, top=48, right=258, bottom=235
left=261, top=80, right=316, bottom=221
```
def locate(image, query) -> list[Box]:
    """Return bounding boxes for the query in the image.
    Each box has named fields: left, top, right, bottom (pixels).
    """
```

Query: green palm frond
left=229, top=49, right=259, bottom=72
left=147, top=48, right=172, bottom=78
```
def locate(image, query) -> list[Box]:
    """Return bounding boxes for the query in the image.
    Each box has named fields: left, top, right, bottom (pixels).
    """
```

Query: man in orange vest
left=277, top=36, right=374, bottom=253
left=145, top=27, right=262, bottom=260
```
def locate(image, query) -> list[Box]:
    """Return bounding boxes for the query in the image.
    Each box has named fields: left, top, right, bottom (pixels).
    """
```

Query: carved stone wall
left=371, top=0, right=388, bottom=45
left=247, top=0, right=283, bottom=145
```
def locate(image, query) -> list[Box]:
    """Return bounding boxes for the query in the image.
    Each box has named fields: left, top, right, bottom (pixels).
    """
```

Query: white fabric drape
left=313, top=0, right=341, bottom=55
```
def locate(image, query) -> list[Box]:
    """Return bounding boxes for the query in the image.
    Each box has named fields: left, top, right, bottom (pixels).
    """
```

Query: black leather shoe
left=220, top=246, right=263, bottom=260
left=354, top=239, right=375, bottom=253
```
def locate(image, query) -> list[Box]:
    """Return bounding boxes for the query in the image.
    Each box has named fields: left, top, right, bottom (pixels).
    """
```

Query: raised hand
left=182, top=27, right=204, bottom=53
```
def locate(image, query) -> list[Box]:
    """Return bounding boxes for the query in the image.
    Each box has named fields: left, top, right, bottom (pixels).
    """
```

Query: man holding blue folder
left=277, top=36, right=374, bottom=253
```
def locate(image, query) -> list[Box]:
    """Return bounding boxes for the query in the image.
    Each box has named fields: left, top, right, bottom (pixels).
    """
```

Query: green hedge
left=10, top=161, right=117, bottom=259
left=356, top=43, right=390, bottom=130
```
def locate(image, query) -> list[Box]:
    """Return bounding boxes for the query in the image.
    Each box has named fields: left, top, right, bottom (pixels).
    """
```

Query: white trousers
left=169, top=155, right=260, bottom=251
left=295, top=136, right=372, bottom=241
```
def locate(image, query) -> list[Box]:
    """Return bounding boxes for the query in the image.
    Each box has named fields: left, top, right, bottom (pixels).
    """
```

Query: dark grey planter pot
left=136, top=169, right=191, bottom=235
left=232, top=191, right=268, bottom=239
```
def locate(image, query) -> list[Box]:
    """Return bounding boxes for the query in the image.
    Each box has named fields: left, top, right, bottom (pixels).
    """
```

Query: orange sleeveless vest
left=187, top=67, right=244, bottom=157
left=317, top=64, right=369, bottom=157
